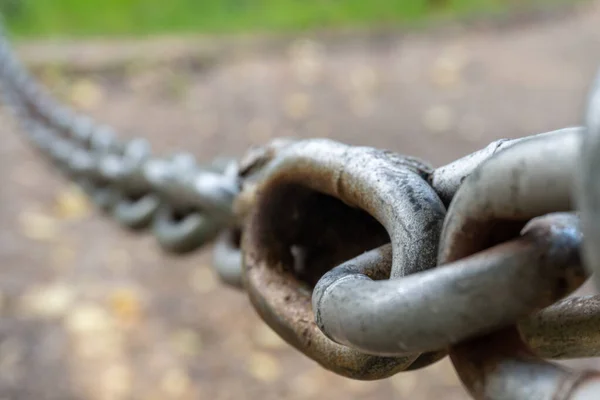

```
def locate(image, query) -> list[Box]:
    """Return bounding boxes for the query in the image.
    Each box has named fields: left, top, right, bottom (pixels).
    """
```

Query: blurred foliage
left=0, top=0, right=567, bottom=38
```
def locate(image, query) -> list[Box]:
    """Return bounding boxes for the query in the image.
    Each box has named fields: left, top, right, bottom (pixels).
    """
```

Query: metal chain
left=0, top=23, right=244, bottom=259
left=2, top=20, right=600, bottom=400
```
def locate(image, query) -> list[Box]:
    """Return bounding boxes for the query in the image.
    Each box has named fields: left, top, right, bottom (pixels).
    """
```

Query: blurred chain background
left=0, top=0, right=600, bottom=399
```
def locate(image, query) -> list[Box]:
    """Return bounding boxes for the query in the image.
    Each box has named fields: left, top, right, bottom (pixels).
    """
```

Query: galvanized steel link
left=443, top=213, right=600, bottom=400
left=312, top=213, right=588, bottom=356
left=433, top=127, right=600, bottom=399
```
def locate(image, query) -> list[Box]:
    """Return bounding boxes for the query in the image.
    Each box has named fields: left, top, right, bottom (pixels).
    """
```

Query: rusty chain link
left=2, top=19, right=600, bottom=399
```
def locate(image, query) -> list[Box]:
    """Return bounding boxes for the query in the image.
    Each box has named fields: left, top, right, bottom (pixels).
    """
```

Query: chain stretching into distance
left=1, top=21, right=600, bottom=400
left=0, top=22, right=246, bottom=268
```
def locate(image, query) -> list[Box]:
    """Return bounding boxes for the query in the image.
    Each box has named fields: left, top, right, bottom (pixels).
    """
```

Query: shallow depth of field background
left=0, top=0, right=568, bottom=37
left=0, top=1, right=599, bottom=399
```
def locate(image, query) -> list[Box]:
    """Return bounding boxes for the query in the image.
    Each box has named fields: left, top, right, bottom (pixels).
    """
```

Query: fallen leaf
left=18, top=210, right=59, bottom=242
left=430, top=45, right=468, bottom=89
left=252, top=323, right=286, bottom=350
left=284, top=93, right=311, bottom=120
left=19, top=283, right=75, bottom=318
left=247, top=352, right=281, bottom=382
left=66, top=303, right=115, bottom=334
left=69, top=79, right=104, bottom=110
left=289, top=39, right=323, bottom=86
left=108, top=288, right=143, bottom=327
left=423, top=105, right=455, bottom=134
left=53, top=184, right=91, bottom=220
left=390, top=372, right=419, bottom=397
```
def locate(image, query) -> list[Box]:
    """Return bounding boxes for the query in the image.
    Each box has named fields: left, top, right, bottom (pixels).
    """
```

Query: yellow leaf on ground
left=69, top=79, right=104, bottom=110
left=108, top=288, right=143, bottom=327
left=66, top=303, right=115, bottom=334
left=252, top=323, right=286, bottom=350
left=284, top=92, right=311, bottom=120
left=190, top=267, right=217, bottom=294
left=18, top=210, right=59, bottom=242
left=430, top=45, right=468, bottom=89
left=390, top=372, right=419, bottom=397
left=423, top=105, right=455, bottom=134
left=289, top=39, right=323, bottom=86
left=19, top=283, right=75, bottom=318
left=247, top=352, right=281, bottom=382
left=53, top=185, right=91, bottom=220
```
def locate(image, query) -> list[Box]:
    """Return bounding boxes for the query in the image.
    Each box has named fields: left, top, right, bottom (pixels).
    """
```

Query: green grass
left=0, top=0, right=559, bottom=38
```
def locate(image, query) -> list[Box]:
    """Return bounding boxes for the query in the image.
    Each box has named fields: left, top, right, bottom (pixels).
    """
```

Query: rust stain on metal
left=241, top=138, right=446, bottom=379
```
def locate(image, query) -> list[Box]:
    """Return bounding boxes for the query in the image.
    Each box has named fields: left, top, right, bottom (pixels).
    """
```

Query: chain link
left=2, top=19, right=600, bottom=399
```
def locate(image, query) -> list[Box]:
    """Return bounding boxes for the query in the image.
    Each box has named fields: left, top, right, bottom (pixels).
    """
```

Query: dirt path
left=1, top=2, right=600, bottom=399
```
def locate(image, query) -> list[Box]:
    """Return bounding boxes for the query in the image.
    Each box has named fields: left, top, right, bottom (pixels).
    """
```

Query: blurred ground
left=1, top=2, right=600, bottom=400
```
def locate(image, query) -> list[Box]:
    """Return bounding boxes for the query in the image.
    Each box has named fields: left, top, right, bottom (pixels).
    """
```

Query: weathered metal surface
left=519, top=295, right=600, bottom=359
left=435, top=127, right=599, bottom=399
left=577, top=68, right=600, bottom=288
left=438, top=127, right=581, bottom=265
left=450, top=327, right=600, bottom=400
left=313, top=213, right=586, bottom=356
left=430, top=130, right=565, bottom=205
left=242, top=138, right=446, bottom=379
left=3, top=16, right=600, bottom=397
